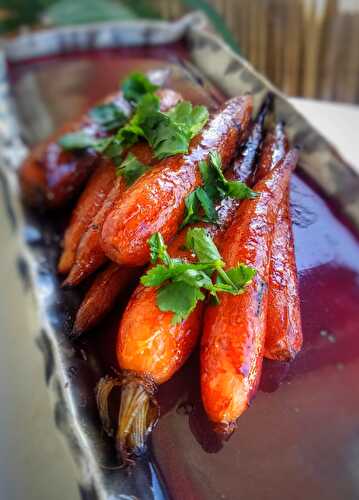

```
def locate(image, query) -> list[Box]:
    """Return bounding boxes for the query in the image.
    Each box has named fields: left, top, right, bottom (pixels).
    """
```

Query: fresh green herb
left=121, top=72, right=159, bottom=104
left=141, top=228, right=256, bottom=324
left=89, top=103, right=128, bottom=131
left=136, top=100, right=209, bottom=160
left=116, top=153, right=150, bottom=186
left=182, top=151, right=257, bottom=227
left=58, top=132, right=112, bottom=152
left=105, top=97, right=209, bottom=162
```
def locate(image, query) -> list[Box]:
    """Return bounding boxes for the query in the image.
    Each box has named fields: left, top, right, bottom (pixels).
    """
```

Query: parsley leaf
left=121, top=72, right=159, bottom=104
left=186, top=227, right=222, bottom=265
left=89, top=103, right=127, bottom=131
left=141, top=229, right=256, bottom=324
left=182, top=151, right=257, bottom=227
left=147, top=233, right=171, bottom=266
left=58, top=132, right=112, bottom=152
left=116, top=153, right=150, bottom=186
left=156, top=282, right=205, bottom=324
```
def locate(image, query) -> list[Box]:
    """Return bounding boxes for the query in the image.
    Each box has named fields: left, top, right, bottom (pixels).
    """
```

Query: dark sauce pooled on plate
left=9, top=48, right=359, bottom=500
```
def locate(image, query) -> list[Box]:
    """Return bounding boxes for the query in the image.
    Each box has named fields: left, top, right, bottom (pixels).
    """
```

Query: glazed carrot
left=58, top=158, right=116, bottom=274
left=264, top=191, right=303, bottom=360
left=256, top=124, right=302, bottom=361
left=95, top=98, right=273, bottom=463
left=19, top=70, right=172, bottom=209
left=19, top=93, right=129, bottom=209
left=71, top=97, right=271, bottom=333
left=72, top=263, right=141, bottom=336
left=101, top=96, right=253, bottom=267
left=200, top=149, right=299, bottom=433
left=63, top=90, right=183, bottom=287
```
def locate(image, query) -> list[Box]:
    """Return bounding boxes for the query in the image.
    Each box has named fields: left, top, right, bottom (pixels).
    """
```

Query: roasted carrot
left=58, top=158, right=116, bottom=274
left=19, top=70, right=172, bottom=209
left=101, top=96, right=253, bottom=267
left=264, top=191, right=303, bottom=360
left=256, top=124, right=302, bottom=361
left=72, top=263, right=142, bottom=336
left=63, top=90, right=183, bottom=287
left=19, top=94, right=128, bottom=209
left=200, top=149, right=299, bottom=433
left=95, top=97, right=273, bottom=463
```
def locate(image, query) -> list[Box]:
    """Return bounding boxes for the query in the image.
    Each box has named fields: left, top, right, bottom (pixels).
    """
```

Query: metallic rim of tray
left=1, top=12, right=359, bottom=500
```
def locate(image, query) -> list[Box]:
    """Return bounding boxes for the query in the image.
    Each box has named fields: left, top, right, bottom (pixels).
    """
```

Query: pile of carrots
left=20, top=68, right=302, bottom=465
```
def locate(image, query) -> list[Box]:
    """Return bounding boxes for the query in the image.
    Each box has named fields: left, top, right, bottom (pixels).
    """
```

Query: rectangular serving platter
left=1, top=12, right=359, bottom=500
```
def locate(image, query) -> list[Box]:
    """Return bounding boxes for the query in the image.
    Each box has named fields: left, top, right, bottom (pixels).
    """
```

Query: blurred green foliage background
left=0, top=0, right=239, bottom=51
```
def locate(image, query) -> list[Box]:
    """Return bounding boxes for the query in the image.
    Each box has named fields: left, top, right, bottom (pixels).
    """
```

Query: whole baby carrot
left=200, top=149, right=299, bottom=433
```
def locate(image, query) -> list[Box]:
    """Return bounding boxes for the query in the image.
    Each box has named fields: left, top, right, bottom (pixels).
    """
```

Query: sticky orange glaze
left=255, top=125, right=302, bottom=360
left=19, top=92, right=129, bottom=209
left=73, top=262, right=140, bottom=335
left=200, top=149, right=298, bottom=429
left=264, top=192, right=303, bottom=360
left=116, top=116, right=268, bottom=386
left=58, top=158, right=117, bottom=274
left=19, top=83, right=180, bottom=209
left=101, top=96, right=253, bottom=267
left=63, top=90, right=183, bottom=286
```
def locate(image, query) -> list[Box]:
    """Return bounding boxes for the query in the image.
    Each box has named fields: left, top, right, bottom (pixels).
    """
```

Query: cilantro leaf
left=147, top=233, right=171, bottom=266
left=58, top=132, right=112, bottom=152
left=166, top=101, right=209, bottom=140
left=142, top=231, right=256, bottom=324
left=121, top=72, right=159, bottom=104
left=58, top=132, right=97, bottom=150
left=140, top=265, right=173, bottom=287
left=195, top=187, right=218, bottom=223
left=89, top=103, right=127, bottom=131
left=181, top=151, right=256, bottom=228
left=156, top=282, right=205, bottom=325
left=221, top=264, right=257, bottom=290
left=116, top=153, right=150, bottom=186
left=209, top=151, right=257, bottom=200
left=181, top=191, right=200, bottom=227
left=186, top=227, right=222, bottom=265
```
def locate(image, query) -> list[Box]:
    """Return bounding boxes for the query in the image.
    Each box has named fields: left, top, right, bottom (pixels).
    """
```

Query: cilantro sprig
left=116, top=153, right=150, bottom=186
left=58, top=71, right=209, bottom=180
left=141, top=228, right=256, bottom=324
left=182, top=152, right=257, bottom=228
left=58, top=72, right=158, bottom=152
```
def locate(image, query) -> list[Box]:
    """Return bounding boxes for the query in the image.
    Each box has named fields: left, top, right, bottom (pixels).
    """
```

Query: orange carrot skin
left=73, top=263, right=140, bottom=335
left=101, top=96, right=253, bottom=267
left=256, top=125, right=302, bottom=360
left=58, top=158, right=116, bottom=274
left=19, top=87, right=180, bottom=210
left=201, top=150, right=298, bottom=429
left=63, top=91, right=183, bottom=287
left=264, top=193, right=303, bottom=360
left=19, top=92, right=129, bottom=209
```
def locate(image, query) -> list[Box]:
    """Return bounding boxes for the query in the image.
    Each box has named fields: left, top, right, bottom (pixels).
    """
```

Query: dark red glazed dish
left=9, top=46, right=359, bottom=500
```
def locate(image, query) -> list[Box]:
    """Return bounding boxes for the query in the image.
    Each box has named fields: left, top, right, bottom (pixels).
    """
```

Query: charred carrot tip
left=213, top=420, right=237, bottom=439
left=96, top=372, right=159, bottom=466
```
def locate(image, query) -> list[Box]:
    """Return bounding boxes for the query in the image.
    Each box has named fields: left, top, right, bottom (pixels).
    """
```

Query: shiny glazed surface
left=201, top=151, right=297, bottom=426
left=101, top=96, right=253, bottom=266
left=9, top=50, right=359, bottom=500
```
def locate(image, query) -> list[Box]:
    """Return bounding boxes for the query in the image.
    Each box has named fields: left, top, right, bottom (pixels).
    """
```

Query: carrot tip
left=96, top=372, right=159, bottom=466
left=213, top=420, right=237, bottom=439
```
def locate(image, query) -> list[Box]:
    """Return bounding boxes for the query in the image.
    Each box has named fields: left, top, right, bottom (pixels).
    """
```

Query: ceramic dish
left=1, top=13, right=359, bottom=500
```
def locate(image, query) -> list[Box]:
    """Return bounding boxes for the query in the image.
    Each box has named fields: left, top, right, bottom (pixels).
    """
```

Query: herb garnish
left=181, top=152, right=257, bottom=227
left=116, top=153, right=150, bottom=186
left=141, top=229, right=256, bottom=324
left=58, top=71, right=209, bottom=174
